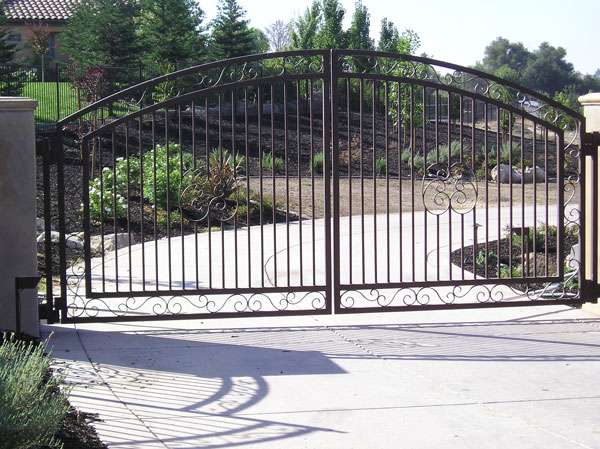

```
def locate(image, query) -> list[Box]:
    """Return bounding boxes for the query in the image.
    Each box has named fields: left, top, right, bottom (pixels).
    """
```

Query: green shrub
left=262, top=152, right=284, bottom=174
left=0, top=334, right=69, bottom=449
left=87, top=166, right=128, bottom=221
left=311, top=152, right=324, bottom=174
left=375, top=157, right=387, bottom=176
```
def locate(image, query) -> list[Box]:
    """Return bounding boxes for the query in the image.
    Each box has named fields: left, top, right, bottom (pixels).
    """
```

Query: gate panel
left=331, top=50, right=583, bottom=312
left=59, top=52, right=333, bottom=321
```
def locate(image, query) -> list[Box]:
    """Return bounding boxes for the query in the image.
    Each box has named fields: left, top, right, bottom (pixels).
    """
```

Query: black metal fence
left=0, top=61, right=197, bottom=131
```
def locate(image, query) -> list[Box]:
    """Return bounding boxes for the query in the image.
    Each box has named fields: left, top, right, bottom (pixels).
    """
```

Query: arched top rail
left=59, top=49, right=583, bottom=140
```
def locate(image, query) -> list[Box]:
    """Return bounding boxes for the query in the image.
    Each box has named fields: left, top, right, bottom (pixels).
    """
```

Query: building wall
left=6, top=22, right=69, bottom=65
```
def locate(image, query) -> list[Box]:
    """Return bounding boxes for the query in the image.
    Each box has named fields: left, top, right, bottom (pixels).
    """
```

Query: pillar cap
left=0, top=97, right=38, bottom=112
left=579, top=92, right=600, bottom=106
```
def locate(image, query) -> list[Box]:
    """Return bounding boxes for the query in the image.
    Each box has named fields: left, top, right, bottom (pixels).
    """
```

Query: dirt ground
left=250, top=177, right=578, bottom=220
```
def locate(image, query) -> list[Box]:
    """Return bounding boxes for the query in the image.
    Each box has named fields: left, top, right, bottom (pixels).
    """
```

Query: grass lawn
left=23, top=82, right=80, bottom=124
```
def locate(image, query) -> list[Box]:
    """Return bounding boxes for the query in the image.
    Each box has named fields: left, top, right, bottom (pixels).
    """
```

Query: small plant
left=500, top=265, right=522, bottom=278
left=311, top=152, right=324, bottom=174
left=476, top=250, right=498, bottom=270
left=375, top=157, right=387, bottom=176
left=0, top=334, right=69, bottom=449
left=262, top=152, right=284, bottom=174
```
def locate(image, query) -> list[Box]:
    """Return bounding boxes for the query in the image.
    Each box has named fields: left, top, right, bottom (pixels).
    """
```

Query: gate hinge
left=582, top=131, right=600, bottom=156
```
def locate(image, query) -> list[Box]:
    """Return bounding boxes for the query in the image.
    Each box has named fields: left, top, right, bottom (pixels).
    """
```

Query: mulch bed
left=451, top=235, right=578, bottom=290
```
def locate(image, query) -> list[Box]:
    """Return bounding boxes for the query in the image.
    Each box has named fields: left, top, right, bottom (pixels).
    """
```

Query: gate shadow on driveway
left=44, top=314, right=600, bottom=448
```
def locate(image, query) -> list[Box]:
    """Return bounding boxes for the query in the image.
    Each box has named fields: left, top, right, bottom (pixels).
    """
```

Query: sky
left=201, top=0, right=600, bottom=76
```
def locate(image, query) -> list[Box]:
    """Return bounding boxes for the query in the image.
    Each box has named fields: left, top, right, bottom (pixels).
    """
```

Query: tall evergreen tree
left=347, top=1, right=373, bottom=50
left=290, top=1, right=321, bottom=50
left=0, top=6, right=16, bottom=63
left=210, top=0, right=254, bottom=60
left=62, top=0, right=143, bottom=67
left=378, top=18, right=400, bottom=53
left=138, top=0, right=206, bottom=63
left=315, top=0, right=346, bottom=49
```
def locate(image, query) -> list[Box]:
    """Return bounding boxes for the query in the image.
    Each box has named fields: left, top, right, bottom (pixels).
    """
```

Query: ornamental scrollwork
left=422, top=162, right=477, bottom=215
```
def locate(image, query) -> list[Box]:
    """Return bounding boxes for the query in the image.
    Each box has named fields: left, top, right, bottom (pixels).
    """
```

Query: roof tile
left=1, top=0, right=78, bottom=21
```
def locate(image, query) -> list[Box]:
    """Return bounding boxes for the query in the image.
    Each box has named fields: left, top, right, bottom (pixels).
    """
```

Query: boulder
left=522, top=166, right=546, bottom=183
left=90, top=233, right=136, bottom=253
left=491, top=164, right=521, bottom=183
left=492, top=164, right=546, bottom=184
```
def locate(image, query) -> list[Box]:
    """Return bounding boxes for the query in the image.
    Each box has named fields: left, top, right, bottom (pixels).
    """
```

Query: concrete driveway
left=44, top=304, right=600, bottom=449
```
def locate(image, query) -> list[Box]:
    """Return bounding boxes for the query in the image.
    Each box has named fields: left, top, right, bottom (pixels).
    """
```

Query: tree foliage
left=62, top=0, right=143, bottom=66
left=290, top=1, right=321, bottom=50
left=347, top=0, right=372, bottom=50
left=522, top=42, right=575, bottom=97
left=480, top=37, right=531, bottom=77
left=265, top=20, right=291, bottom=52
left=477, top=36, right=598, bottom=108
left=315, top=0, right=346, bottom=49
left=138, top=0, right=206, bottom=63
left=0, top=6, right=16, bottom=63
left=210, top=0, right=255, bottom=60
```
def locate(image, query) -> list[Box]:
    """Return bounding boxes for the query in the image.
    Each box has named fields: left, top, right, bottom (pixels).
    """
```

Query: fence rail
left=0, top=61, right=198, bottom=131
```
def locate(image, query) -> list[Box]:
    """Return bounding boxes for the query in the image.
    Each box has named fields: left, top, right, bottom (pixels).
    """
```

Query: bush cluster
left=0, top=334, right=69, bottom=449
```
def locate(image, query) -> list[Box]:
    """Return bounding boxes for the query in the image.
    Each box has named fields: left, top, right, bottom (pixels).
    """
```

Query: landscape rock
left=90, top=233, right=136, bottom=253
left=36, top=218, right=45, bottom=232
left=491, top=164, right=546, bottom=184
left=36, top=230, right=60, bottom=243
left=522, top=166, right=546, bottom=183
left=491, top=164, right=521, bottom=183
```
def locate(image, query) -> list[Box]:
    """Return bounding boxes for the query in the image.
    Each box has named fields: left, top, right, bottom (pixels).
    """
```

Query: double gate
left=38, top=50, right=594, bottom=323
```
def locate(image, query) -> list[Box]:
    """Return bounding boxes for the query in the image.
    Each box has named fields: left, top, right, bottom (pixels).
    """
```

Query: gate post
left=0, top=97, right=40, bottom=336
left=580, top=93, right=600, bottom=311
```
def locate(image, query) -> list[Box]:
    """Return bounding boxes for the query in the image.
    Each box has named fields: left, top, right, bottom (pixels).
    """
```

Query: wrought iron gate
left=37, top=50, right=593, bottom=323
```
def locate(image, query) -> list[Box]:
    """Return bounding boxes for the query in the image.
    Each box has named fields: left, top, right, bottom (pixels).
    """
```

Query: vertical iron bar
left=165, top=108, right=172, bottom=289
left=372, top=81, right=377, bottom=283
left=296, top=81, right=303, bottom=286
left=347, top=78, right=352, bottom=285
left=360, top=78, right=365, bottom=284
left=259, top=85, right=265, bottom=287
left=125, top=122, right=132, bottom=291
left=139, top=113, right=146, bottom=291
left=245, top=88, right=251, bottom=287
left=326, top=50, right=334, bottom=312
left=271, top=83, right=277, bottom=287
left=398, top=82, right=403, bottom=282
left=385, top=82, right=390, bottom=283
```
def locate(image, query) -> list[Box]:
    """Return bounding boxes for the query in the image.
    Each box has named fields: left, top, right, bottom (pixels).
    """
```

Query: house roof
left=1, top=0, right=77, bottom=22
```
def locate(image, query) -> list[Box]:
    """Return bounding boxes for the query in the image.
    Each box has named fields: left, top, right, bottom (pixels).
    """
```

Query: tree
left=209, top=0, right=255, bottom=60
left=138, top=0, right=206, bottom=63
left=249, top=28, right=269, bottom=54
left=315, top=0, right=346, bottom=49
left=62, top=0, right=143, bottom=67
left=479, top=37, right=531, bottom=77
left=347, top=1, right=373, bottom=50
left=522, top=42, right=576, bottom=97
left=0, top=5, right=16, bottom=63
left=377, top=19, right=420, bottom=55
left=378, top=18, right=400, bottom=53
left=25, top=21, right=51, bottom=82
left=265, top=20, right=291, bottom=52
left=290, top=1, right=321, bottom=50
left=0, top=7, right=26, bottom=96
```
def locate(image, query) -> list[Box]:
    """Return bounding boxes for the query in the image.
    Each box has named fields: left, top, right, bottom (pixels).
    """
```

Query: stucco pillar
left=0, top=97, right=39, bottom=337
left=580, top=93, right=600, bottom=313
